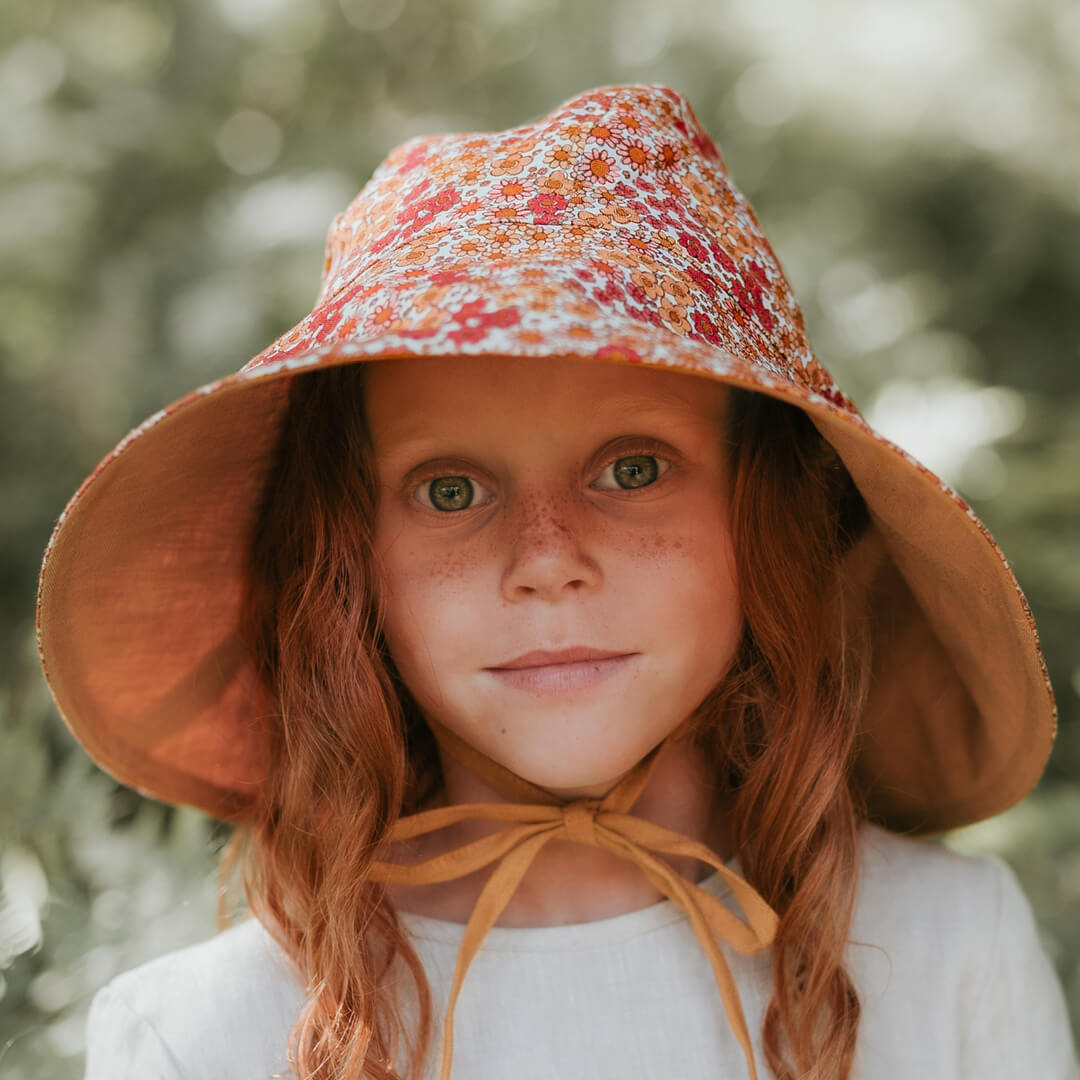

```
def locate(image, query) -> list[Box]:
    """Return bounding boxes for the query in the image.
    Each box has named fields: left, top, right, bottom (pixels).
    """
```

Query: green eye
left=428, top=476, right=474, bottom=511
left=612, top=455, right=659, bottom=489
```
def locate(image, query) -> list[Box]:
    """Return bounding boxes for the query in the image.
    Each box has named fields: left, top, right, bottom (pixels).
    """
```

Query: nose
left=500, top=492, right=602, bottom=602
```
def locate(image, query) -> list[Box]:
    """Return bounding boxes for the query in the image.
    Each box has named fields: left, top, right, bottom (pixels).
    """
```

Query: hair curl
left=219, top=362, right=873, bottom=1080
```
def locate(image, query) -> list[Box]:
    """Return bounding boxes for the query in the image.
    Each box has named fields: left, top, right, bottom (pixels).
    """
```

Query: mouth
left=488, top=646, right=635, bottom=669
left=483, top=652, right=639, bottom=695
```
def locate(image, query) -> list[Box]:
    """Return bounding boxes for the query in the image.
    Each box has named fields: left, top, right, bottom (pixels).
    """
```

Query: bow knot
left=561, top=798, right=601, bottom=846
left=368, top=717, right=779, bottom=1080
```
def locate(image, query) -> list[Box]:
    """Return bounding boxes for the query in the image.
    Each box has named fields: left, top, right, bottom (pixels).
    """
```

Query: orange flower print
left=685, top=175, right=719, bottom=207
left=618, top=139, right=651, bottom=173
left=576, top=148, right=618, bottom=185
left=614, top=106, right=644, bottom=134
left=454, top=235, right=485, bottom=257
left=399, top=242, right=440, bottom=266
left=630, top=268, right=664, bottom=300
left=655, top=142, right=680, bottom=170
left=661, top=275, right=692, bottom=305
left=490, top=152, right=527, bottom=176
left=474, top=223, right=516, bottom=253
left=518, top=226, right=553, bottom=254
left=587, top=122, right=620, bottom=145
left=539, top=170, right=575, bottom=196
left=561, top=121, right=589, bottom=145
left=497, top=180, right=528, bottom=200
left=363, top=304, right=404, bottom=334
left=605, top=202, right=640, bottom=226
left=575, top=210, right=610, bottom=231
left=543, top=144, right=576, bottom=170
left=657, top=299, right=692, bottom=334
left=411, top=284, right=453, bottom=313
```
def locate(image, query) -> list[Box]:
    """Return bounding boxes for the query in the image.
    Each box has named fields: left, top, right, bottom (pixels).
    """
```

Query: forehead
left=362, top=355, right=728, bottom=444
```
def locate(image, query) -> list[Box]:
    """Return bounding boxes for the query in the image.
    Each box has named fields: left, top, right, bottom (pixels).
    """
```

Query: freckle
left=637, top=532, right=672, bottom=559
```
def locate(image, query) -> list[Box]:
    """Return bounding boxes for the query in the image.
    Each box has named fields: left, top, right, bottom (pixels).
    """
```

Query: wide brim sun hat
left=36, top=82, right=1056, bottom=834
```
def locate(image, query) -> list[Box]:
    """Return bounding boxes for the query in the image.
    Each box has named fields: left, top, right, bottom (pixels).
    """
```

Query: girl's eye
left=417, top=475, right=493, bottom=513
left=592, top=453, right=670, bottom=491
left=413, top=450, right=670, bottom=513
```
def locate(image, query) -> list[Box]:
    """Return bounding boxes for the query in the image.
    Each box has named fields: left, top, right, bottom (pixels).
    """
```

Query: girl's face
left=365, top=355, right=741, bottom=797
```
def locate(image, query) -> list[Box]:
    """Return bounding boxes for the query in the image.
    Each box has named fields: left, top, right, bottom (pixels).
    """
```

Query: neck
left=384, top=732, right=736, bottom=927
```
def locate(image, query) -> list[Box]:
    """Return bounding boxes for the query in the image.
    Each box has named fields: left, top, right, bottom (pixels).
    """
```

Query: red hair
left=220, top=362, right=873, bottom=1079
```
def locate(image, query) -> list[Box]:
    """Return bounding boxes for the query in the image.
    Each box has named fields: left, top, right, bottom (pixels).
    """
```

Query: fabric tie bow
left=368, top=718, right=780, bottom=1080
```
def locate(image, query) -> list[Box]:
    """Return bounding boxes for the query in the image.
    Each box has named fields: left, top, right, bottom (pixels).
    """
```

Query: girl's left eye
left=591, top=453, right=671, bottom=492
left=411, top=451, right=672, bottom=514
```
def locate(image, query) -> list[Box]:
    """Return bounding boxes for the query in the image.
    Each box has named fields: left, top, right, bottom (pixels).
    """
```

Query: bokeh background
left=2, top=0, right=1079, bottom=1074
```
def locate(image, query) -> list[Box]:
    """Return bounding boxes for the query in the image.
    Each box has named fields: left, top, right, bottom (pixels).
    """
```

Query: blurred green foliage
left=2, top=0, right=1078, bottom=1075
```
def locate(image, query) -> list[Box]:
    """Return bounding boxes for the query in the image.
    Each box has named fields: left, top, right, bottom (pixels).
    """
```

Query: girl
left=36, top=82, right=1078, bottom=1080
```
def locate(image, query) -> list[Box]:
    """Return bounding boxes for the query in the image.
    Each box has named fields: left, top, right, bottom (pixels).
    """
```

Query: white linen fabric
left=83, top=822, right=1080, bottom=1080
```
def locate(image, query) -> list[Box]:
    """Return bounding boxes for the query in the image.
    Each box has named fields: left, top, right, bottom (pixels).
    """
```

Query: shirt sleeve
left=959, top=852, right=1080, bottom=1080
left=84, top=980, right=183, bottom=1080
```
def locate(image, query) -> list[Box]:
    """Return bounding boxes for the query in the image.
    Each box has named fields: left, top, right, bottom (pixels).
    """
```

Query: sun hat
left=35, top=79, right=1056, bottom=831
left=35, top=78, right=1057, bottom=1080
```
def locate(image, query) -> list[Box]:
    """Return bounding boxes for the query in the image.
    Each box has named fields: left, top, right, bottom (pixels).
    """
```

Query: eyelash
left=410, top=442, right=675, bottom=513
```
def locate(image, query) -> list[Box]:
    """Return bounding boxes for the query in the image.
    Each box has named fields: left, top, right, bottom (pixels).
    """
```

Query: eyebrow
left=377, top=397, right=716, bottom=451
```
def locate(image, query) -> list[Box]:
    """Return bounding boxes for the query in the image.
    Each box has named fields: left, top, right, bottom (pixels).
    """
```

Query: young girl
left=36, top=82, right=1078, bottom=1080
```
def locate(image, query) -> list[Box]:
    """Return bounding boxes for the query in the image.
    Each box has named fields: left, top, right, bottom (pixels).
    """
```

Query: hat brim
left=36, top=308, right=1057, bottom=831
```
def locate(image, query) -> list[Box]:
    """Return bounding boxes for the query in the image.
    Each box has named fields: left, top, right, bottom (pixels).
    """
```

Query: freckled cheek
left=617, top=519, right=740, bottom=633
left=378, top=537, right=495, bottom=656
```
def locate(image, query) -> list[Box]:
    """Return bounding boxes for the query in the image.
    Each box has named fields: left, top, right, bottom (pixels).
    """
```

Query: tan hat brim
left=35, top=306, right=1056, bottom=831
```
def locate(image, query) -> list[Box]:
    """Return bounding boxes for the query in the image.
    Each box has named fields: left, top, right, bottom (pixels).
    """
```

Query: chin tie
left=368, top=718, right=779, bottom=1080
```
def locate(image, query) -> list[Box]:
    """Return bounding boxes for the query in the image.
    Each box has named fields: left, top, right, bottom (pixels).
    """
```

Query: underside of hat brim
left=35, top=317, right=1057, bottom=832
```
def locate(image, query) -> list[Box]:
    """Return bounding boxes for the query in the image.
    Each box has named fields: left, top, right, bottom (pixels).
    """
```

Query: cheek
left=375, top=520, right=491, bottom=665
left=626, top=510, right=740, bottom=639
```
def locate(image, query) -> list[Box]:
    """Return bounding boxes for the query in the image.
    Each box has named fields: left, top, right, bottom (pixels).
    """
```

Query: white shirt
left=83, top=822, right=1079, bottom=1079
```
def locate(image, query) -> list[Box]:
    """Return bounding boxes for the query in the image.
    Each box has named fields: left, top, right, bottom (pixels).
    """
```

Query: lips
left=487, top=647, right=634, bottom=670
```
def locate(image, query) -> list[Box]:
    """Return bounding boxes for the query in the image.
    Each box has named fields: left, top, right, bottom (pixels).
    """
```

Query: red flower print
left=692, top=311, right=723, bottom=345
left=820, top=386, right=853, bottom=409
left=594, top=343, right=643, bottom=364
left=592, top=279, right=626, bottom=305
left=369, top=227, right=401, bottom=255
left=693, top=129, right=722, bottom=161
left=446, top=299, right=521, bottom=345
left=687, top=267, right=717, bottom=296
left=402, top=178, right=432, bottom=204
left=528, top=191, right=568, bottom=224
left=624, top=304, right=664, bottom=329
left=428, top=268, right=470, bottom=286
left=395, top=186, right=461, bottom=239
left=746, top=259, right=770, bottom=286
left=399, top=143, right=428, bottom=174
left=731, top=272, right=777, bottom=334
left=709, top=242, right=737, bottom=274
left=678, top=231, right=709, bottom=262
